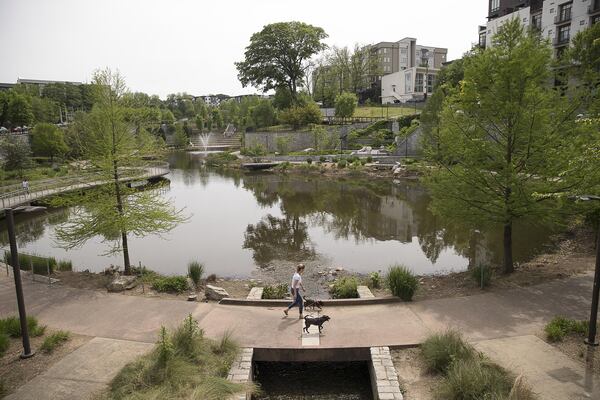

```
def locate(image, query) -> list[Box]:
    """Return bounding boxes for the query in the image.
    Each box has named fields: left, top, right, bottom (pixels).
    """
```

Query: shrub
left=262, top=284, right=289, bottom=299
left=319, top=156, right=327, bottom=163
left=306, top=158, right=313, bottom=164
left=437, top=358, right=513, bottom=400
left=187, top=261, right=204, bottom=287
left=387, top=265, right=418, bottom=301
left=471, top=265, right=492, bottom=288
left=421, top=330, right=476, bottom=373
left=0, top=333, right=9, bottom=356
left=40, top=330, right=70, bottom=353
left=152, top=276, right=189, bottom=293
left=205, top=152, right=238, bottom=167
left=0, top=315, right=45, bottom=337
left=172, top=314, right=202, bottom=357
left=366, top=156, right=373, bottom=163
left=544, top=316, right=588, bottom=342
left=337, top=159, right=347, bottom=169
left=241, top=144, right=267, bottom=157
left=57, top=260, right=73, bottom=271
left=279, top=103, right=322, bottom=129
left=368, top=272, right=382, bottom=289
left=330, top=276, right=359, bottom=299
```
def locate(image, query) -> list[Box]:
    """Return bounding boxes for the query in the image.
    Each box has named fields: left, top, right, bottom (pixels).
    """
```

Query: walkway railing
left=0, top=162, right=170, bottom=209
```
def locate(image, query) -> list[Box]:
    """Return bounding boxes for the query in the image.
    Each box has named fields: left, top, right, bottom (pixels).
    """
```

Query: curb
left=219, top=296, right=402, bottom=307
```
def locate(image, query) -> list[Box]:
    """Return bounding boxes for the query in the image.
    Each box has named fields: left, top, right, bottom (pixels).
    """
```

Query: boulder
left=107, top=275, right=137, bottom=292
left=205, top=285, right=230, bottom=301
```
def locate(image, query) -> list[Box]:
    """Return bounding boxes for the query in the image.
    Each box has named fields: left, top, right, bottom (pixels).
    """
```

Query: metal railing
left=0, top=162, right=170, bottom=209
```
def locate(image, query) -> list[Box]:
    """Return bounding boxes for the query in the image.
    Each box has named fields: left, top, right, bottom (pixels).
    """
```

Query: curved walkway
left=0, top=272, right=593, bottom=348
left=0, top=163, right=170, bottom=209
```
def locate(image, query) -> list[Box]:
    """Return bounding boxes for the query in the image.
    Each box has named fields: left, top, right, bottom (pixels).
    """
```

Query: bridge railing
left=0, top=162, right=170, bottom=209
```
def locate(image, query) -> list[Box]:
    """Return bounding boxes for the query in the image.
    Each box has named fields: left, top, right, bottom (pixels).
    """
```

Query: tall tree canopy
left=425, top=19, right=581, bottom=274
left=235, top=21, right=328, bottom=101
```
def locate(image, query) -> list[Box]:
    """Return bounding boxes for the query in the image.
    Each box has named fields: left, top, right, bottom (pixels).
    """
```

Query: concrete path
left=0, top=273, right=593, bottom=347
left=5, top=337, right=153, bottom=400
left=475, top=335, right=599, bottom=400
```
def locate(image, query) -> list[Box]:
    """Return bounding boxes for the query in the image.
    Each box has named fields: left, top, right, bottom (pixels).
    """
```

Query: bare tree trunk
left=503, top=221, right=514, bottom=274
left=113, top=160, right=131, bottom=275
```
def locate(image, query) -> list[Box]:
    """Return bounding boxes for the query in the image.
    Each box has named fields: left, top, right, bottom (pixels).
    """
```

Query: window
left=593, top=15, right=600, bottom=25
left=532, top=13, right=542, bottom=30
left=558, top=3, right=572, bottom=22
left=490, top=0, right=499, bottom=13
left=400, top=57, right=408, bottom=65
left=400, top=48, right=408, bottom=55
left=405, top=71, right=413, bottom=93
left=479, top=32, right=487, bottom=48
left=415, top=73, right=424, bottom=93
left=558, top=24, right=570, bottom=43
left=427, top=74, right=435, bottom=93
left=383, top=48, right=388, bottom=54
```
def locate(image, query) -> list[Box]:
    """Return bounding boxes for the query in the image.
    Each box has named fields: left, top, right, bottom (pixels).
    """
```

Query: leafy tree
left=64, top=111, right=89, bottom=159
left=195, top=115, right=204, bottom=131
left=251, top=100, right=276, bottom=128
left=161, top=109, right=176, bottom=125
left=54, top=68, right=185, bottom=275
left=31, top=123, right=69, bottom=161
left=279, top=102, right=322, bottom=129
left=206, top=117, right=213, bottom=131
left=30, top=96, right=59, bottom=124
left=211, top=109, right=223, bottom=129
left=0, top=135, right=31, bottom=175
left=334, top=92, right=358, bottom=120
left=8, top=94, right=33, bottom=127
left=236, top=21, right=328, bottom=101
left=173, top=125, right=188, bottom=149
left=425, top=19, right=580, bottom=274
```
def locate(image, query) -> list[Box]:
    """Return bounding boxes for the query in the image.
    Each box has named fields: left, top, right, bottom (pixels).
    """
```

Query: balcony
left=554, top=12, right=571, bottom=25
left=553, top=35, right=570, bottom=47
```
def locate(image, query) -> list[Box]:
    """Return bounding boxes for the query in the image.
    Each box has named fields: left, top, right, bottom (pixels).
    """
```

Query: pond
left=0, top=152, right=559, bottom=279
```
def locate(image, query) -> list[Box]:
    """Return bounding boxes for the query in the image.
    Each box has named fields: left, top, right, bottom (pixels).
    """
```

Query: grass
left=330, top=276, right=359, bottom=299
left=262, top=284, right=289, bottom=299
left=187, top=261, right=204, bottom=287
left=544, top=316, right=588, bottom=342
left=387, top=265, right=419, bottom=301
left=0, top=315, right=46, bottom=338
left=471, top=265, right=492, bottom=288
left=40, top=330, right=70, bottom=353
left=103, top=316, right=253, bottom=400
left=353, top=106, right=418, bottom=118
left=367, top=272, right=382, bottom=289
left=420, top=331, right=537, bottom=400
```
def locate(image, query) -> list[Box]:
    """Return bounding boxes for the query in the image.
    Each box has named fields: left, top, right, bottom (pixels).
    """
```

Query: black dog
left=303, top=315, right=330, bottom=334
left=304, top=298, right=324, bottom=311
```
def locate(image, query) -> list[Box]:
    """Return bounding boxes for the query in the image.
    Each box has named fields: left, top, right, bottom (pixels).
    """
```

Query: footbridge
left=0, top=162, right=170, bottom=209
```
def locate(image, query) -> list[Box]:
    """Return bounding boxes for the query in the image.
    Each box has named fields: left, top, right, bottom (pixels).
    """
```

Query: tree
left=251, top=100, right=276, bottom=128
left=279, top=102, right=322, bottom=129
left=334, top=92, right=357, bottom=120
left=31, top=123, right=69, bottom=161
left=0, top=135, right=31, bottom=176
left=236, top=21, right=328, bottom=101
left=211, top=109, right=223, bottom=129
left=8, top=93, right=33, bottom=127
left=173, top=125, right=188, bottom=149
left=54, top=68, right=185, bottom=275
left=425, top=19, right=580, bottom=274
left=195, top=115, right=204, bottom=131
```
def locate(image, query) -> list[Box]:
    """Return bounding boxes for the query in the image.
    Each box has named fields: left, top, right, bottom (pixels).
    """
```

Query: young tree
left=251, top=100, right=276, bottom=128
left=31, top=123, right=69, bottom=161
left=173, top=125, right=188, bottom=149
left=211, top=109, right=223, bottom=129
left=54, top=68, right=185, bottom=275
left=0, top=135, right=31, bottom=176
left=195, top=115, right=204, bottom=131
left=235, top=21, right=328, bottom=101
left=334, top=92, right=358, bottom=121
left=425, top=19, right=580, bottom=274
left=8, top=93, right=34, bottom=127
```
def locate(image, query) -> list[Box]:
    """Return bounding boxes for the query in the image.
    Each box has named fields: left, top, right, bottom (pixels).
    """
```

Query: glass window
left=558, top=25, right=570, bottom=43
left=415, top=73, right=423, bottom=93
left=427, top=74, right=435, bottom=93
left=479, top=32, right=487, bottom=48
left=490, top=0, right=500, bottom=13
left=532, top=14, right=542, bottom=30
left=400, top=48, right=408, bottom=54
left=405, top=71, right=413, bottom=93
left=593, top=15, right=600, bottom=25
left=558, top=3, right=572, bottom=22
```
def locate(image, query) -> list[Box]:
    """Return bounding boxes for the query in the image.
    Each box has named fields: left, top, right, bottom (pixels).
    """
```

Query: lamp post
left=420, top=48, right=430, bottom=102
left=4, top=208, right=34, bottom=358
left=579, top=195, right=600, bottom=347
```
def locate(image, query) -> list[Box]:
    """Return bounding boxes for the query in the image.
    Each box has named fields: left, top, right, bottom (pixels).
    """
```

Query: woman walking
left=284, top=264, right=305, bottom=318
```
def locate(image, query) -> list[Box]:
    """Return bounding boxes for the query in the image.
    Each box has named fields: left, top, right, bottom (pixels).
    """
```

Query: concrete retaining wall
left=227, top=348, right=254, bottom=400
left=369, top=347, right=403, bottom=400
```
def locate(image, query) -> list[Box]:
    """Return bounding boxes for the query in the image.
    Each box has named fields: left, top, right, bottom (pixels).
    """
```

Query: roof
left=17, top=78, right=83, bottom=85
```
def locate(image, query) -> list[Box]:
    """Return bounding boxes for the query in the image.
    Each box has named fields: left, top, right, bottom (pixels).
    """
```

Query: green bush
left=152, top=276, right=189, bottom=293
left=421, top=330, right=476, bottom=373
left=40, top=330, right=70, bottom=353
left=0, top=333, right=9, bottom=356
left=544, top=316, right=588, bottom=342
left=0, top=315, right=45, bottom=338
left=205, top=152, right=238, bottom=167
left=262, top=284, right=289, bottom=299
left=330, top=276, right=359, bottom=299
left=387, top=265, right=418, bottom=301
left=471, top=265, right=492, bottom=288
left=319, top=156, right=327, bottom=163
left=366, top=156, right=373, bottom=163
left=437, top=358, right=513, bottom=400
left=241, top=144, right=267, bottom=157
left=337, top=159, right=347, bottom=169
left=187, top=261, right=204, bottom=287
left=367, top=272, right=382, bottom=289
left=306, top=158, right=313, bottom=164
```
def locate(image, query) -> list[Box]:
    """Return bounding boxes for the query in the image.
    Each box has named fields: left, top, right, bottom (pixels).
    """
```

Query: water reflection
left=3, top=152, right=560, bottom=276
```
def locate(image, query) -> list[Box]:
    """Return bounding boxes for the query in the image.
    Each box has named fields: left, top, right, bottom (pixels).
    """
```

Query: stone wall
left=369, top=346, right=403, bottom=400
left=227, top=348, right=254, bottom=400
left=394, top=126, right=423, bottom=157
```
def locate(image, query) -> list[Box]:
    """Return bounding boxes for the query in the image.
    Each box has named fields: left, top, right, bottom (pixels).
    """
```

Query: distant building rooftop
left=17, top=78, right=83, bottom=85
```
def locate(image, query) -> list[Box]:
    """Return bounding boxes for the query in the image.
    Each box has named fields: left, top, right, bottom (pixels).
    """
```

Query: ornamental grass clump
left=386, top=265, right=418, bottom=301
left=421, top=330, right=476, bottom=373
left=40, top=330, right=70, bottom=353
left=544, top=316, right=588, bottom=342
left=0, top=315, right=45, bottom=338
left=0, top=334, right=8, bottom=357
left=187, top=261, right=204, bottom=287
left=437, top=358, right=514, bottom=400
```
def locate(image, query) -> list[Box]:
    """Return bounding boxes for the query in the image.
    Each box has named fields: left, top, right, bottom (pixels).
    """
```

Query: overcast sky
left=0, top=0, right=488, bottom=99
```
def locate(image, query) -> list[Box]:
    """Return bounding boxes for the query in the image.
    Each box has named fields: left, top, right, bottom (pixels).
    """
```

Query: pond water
left=0, top=152, right=559, bottom=278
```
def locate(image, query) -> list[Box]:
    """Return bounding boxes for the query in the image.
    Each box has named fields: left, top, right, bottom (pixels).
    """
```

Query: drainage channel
left=228, top=347, right=403, bottom=400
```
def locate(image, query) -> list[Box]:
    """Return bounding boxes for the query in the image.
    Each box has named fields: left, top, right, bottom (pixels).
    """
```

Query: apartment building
left=479, top=0, right=600, bottom=57
left=380, top=38, right=448, bottom=104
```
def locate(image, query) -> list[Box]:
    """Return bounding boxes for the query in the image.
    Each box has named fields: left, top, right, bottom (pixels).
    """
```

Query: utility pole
left=5, top=208, right=35, bottom=358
